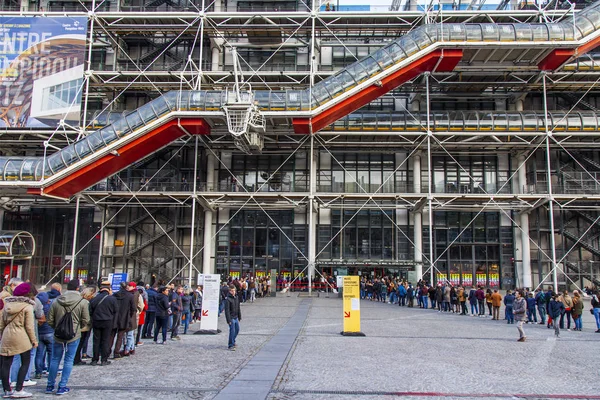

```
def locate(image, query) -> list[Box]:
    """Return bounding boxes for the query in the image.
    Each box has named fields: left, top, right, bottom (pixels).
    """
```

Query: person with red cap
left=0, top=282, right=38, bottom=398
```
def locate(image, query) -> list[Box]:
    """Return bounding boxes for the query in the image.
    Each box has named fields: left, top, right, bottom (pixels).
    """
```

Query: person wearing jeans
left=142, top=286, right=158, bottom=338
left=47, top=339, right=79, bottom=393
left=35, top=291, right=54, bottom=378
left=225, top=284, right=242, bottom=350
left=592, top=292, right=600, bottom=333
left=45, top=279, right=91, bottom=395
left=35, top=333, right=53, bottom=377
left=153, top=286, right=170, bottom=344
left=548, top=293, right=565, bottom=338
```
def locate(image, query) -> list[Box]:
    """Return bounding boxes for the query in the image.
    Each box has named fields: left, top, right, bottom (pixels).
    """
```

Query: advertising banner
left=0, top=16, right=87, bottom=127
left=462, top=273, right=473, bottom=287
left=200, top=274, right=220, bottom=331
left=108, top=273, right=128, bottom=293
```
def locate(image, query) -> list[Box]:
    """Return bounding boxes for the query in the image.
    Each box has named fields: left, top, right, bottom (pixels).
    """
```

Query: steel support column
left=543, top=74, right=559, bottom=293
left=203, top=210, right=213, bottom=275
left=413, top=152, right=423, bottom=281
left=518, top=154, right=532, bottom=289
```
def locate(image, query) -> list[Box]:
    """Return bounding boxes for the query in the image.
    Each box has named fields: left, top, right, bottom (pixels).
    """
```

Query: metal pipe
left=189, top=136, right=199, bottom=288
left=70, top=196, right=81, bottom=281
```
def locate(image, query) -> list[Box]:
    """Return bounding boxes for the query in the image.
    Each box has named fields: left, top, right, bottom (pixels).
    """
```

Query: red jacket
left=138, top=298, right=148, bottom=326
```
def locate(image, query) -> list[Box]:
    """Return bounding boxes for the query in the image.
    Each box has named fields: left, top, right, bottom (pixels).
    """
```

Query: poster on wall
left=489, top=272, right=499, bottom=287
left=449, top=273, right=460, bottom=287
left=462, top=273, right=473, bottom=287
left=436, top=272, right=447, bottom=284
left=476, top=273, right=487, bottom=287
left=0, top=16, right=87, bottom=128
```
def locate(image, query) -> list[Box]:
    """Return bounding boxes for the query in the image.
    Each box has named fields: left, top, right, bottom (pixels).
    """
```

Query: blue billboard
left=0, top=17, right=87, bottom=128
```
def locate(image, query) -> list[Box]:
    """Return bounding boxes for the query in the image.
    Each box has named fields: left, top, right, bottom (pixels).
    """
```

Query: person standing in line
left=513, top=289, right=527, bottom=342
left=225, top=284, right=241, bottom=351
left=89, top=281, right=118, bottom=366
left=468, top=287, right=478, bottom=316
left=112, top=282, right=135, bottom=358
left=592, top=290, right=600, bottom=333
left=0, top=278, right=23, bottom=302
left=142, top=285, right=157, bottom=338
left=560, top=290, right=573, bottom=331
left=504, top=290, right=515, bottom=324
left=0, top=282, right=38, bottom=398
left=491, top=289, right=502, bottom=320
left=535, top=288, right=546, bottom=325
left=193, top=286, right=203, bottom=322
left=181, top=289, right=192, bottom=335
left=153, top=287, right=170, bottom=344
left=248, top=279, right=256, bottom=303
left=46, top=280, right=90, bottom=396
left=218, top=282, right=229, bottom=317
left=476, top=286, right=486, bottom=317
left=571, top=290, right=584, bottom=331
left=548, top=293, right=565, bottom=338
left=73, top=286, right=97, bottom=365
left=458, top=286, right=467, bottom=315
left=34, top=291, right=53, bottom=379
left=526, top=292, right=537, bottom=324
left=485, top=288, right=493, bottom=317
left=170, top=286, right=183, bottom=341
left=124, top=282, right=143, bottom=355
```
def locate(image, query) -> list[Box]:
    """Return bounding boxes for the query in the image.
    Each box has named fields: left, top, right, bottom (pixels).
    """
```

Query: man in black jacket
left=224, top=284, right=241, bottom=350
left=89, top=281, right=118, bottom=366
left=112, top=282, right=135, bottom=358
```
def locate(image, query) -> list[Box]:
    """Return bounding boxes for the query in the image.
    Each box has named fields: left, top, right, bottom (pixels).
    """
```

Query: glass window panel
left=126, top=111, right=144, bottom=130
left=151, top=96, right=170, bottom=116
left=137, top=103, right=158, bottom=123
left=100, top=126, right=118, bottom=145
left=112, top=118, right=131, bottom=137
left=75, top=138, right=92, bottom=159
left=47, top=153, right=66, bottom=173
left=87, top=131, right=106, bottom=151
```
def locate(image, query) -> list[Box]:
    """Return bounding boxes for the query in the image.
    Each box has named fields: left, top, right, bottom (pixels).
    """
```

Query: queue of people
left=360, top=276, right=600, bottom=341
left=0, top=278, right=206, bottom=398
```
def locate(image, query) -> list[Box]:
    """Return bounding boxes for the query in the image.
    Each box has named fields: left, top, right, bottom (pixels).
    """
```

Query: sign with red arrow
left=200, top=274, right=220, bottom=331
left=342, top=276, right=362, bottom=334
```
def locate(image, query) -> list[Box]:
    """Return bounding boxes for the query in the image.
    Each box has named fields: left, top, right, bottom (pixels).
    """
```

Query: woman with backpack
left=0, top=282, right=38, bottom=398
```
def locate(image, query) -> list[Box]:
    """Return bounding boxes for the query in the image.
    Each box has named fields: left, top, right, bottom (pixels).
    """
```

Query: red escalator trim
left=293, top=49, right=463, bottom=134
left=43, top=118, right=210, bottom=199
left=577, top=34, right=600, bottom=58
left=538, top=49, right=575, bottom=71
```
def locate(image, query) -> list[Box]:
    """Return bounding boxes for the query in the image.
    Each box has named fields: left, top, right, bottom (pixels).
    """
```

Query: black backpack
left=54, top=299, right=83, bottom=341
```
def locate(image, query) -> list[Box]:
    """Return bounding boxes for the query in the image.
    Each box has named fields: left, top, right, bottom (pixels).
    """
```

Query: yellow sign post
left=341, top=276, right=365, bottom=336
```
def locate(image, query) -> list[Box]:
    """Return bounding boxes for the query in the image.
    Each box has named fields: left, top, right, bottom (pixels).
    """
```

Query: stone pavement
left=25, top=293, right=600, bottom=399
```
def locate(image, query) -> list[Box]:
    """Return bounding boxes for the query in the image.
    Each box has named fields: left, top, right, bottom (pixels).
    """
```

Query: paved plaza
left=27, top=293, right=600, bottom=399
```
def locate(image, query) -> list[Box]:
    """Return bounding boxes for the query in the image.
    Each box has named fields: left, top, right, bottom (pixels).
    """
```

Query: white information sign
left=336, top=275, right=344, bottom=288
left=200, top=274, right=220, bottom=331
